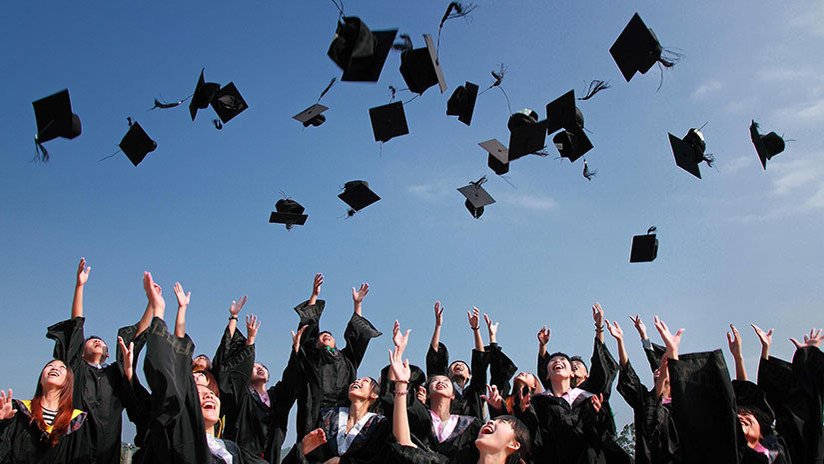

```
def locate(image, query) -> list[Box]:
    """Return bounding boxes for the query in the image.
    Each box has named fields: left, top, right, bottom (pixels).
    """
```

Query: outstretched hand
left=654, top=316, right=684, bottom=358
left=790, top=328, right=824, bottom=349
left=630, top=315, right=648, bottom=340
left=434, top=301, right=444, bottom=327
left=484, top=313, right=499, bottom=339
left=480, top=384, right=503, bottom=410
left=516, top=386, right=532, bottom=413
left=605, top=320, right=624, bottom=341
left=246, top=315, right=261, bottom=344
left=392, top=320, right=411, bottom=352
left=467, top=307, right=480, bottom=329
left=537, top=326, right=550, bottom=346
left=590, top=393, right=605, bottom=413
left=117, top=336, right=135, bottom=380
left=291, top=325, right=308, bottom=353
left=0, top=389, right=15, bottom=420
left=143, top=272, right=165, bottom=311
left=173, top=282, right=191, bottom=308
left=229, top=296, right=248, bottom=317
left=312, top=273, right=324, bottom=298
left=726, top=324, right=743, bottom=359
left=389, top=346, right=411, bottom=383
left=751, top=324, right=774, bottom=348
left=301, top=428, right=327, bottom=455
left=592, top=303, right=605, bottom=327
left=352, top=283, right=369, bottom=315
left=76, top=258, right=91, bottom=287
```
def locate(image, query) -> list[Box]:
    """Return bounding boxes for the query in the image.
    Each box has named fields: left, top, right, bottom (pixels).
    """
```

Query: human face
left=348, top=377, right=377, bottom=402
left=428, top=375, right=454, bottom=399
left=475, top=419, right=521, bottom=456
left=192, top=356, right=210, bottom=371
left=449, top=361, right=469, bottom=382
left=198, top=385, right=221, bottom=427
left=547, top=356, right=572, bottom=381
left=41, top=360, right=69, bottom=389
left=318, top=332, right=336, bottom=349
left=570, top=360, right=588, bottom=385
left=514, top=372, right=537, bottom=391
left=193, top=371, right=209, bottom=387
left=738, top=412, right=762, bottom=443
left=251, top=363, right=269, bottom=383
left=83, top=338, right=108, bottom=362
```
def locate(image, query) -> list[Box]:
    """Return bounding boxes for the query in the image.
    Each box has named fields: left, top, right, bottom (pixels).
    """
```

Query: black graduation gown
left=115, top=323, right=152, bottom=449
left=215, top=328, right=300, bottom=464
left=757, top=347, right=824, bottom=464
left=616, top=360, right=679, bottom=464
left=282, top=408, right=390, bottom=464
left=293, top=299, right=382, bottom=439
left=389, top=444, right=452, bottom=464
left=519, top=389, right=611, bottom=464
left=486, top=343, right=518, bottom=397
left=421, top=413, right=482, bottom=464
left=46, top=317, right=131, bottom=464
left=0, top=400, right=93, bottom=464
left=425, top=343, right=490, bottom=419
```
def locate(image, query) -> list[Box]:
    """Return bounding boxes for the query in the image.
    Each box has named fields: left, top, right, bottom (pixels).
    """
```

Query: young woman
left=0, top=360, right=93, bottom=463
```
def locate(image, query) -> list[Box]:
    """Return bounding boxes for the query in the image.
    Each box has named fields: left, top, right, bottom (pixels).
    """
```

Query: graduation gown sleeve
left=426, top=343, right=450, bottom=377
left=486, top=343, right=518, bottom=397
left=341, top=313, right=382, bottom=370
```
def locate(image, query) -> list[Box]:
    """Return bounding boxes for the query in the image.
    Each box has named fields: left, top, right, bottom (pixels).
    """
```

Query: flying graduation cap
left=750, top=121, right=786, bottom=170
left=188, top=69, right=248, bottom=127
left=447, top=82, right=479, bottom=126
left=546, top=90, right=593, bottom=163
left=293, top=78, right=337, bottom=128
left=507, top=108, right=548, bottom=160
left=609, top=13, right=679, bottom=83
left=339, top=180, right=381, bottom=216
left=328, top=17, right=398, bottom=82
left=458, top=176, right=495, bottom=219
left=32, top=89, right=82, bottom=162
left=119, top=119, right=157, bottom=167
left=668, top=128, right=714, bottom=179
left=479, top=139, right=509, bottom=175
left=399, top=34, right=447, bottom=95
left=369, top=101, right=409, bottom=143
left=630, top=226, right=658, bottom=263
left=269, top=198, right=308, bottom=230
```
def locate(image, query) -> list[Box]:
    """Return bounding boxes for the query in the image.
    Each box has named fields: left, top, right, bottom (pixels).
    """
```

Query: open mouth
left=480, top=423, right=495, bottom=435
left=48, top=371, right=61, bottom=377
left=202, top=400, right=217, bottom=410
left=350, top=383, right=361, bottom=390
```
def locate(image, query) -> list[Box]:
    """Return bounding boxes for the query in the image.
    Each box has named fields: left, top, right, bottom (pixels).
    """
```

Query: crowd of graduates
left=0, top=258, right=821, bottom=464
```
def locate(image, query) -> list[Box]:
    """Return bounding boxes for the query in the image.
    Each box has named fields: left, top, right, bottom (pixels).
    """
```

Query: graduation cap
left=339, top=180, right=380, bottom=216
left=32, top=89, right=82, bottom=161
left=211, top=82, right=248, bottom=124
left=507, top=109, right=548, bottom=160
left=446, top=81, right=479, bottom=126
left=609, top=13, right=678, bottom=82
left=546, top=90, right=593, bottom=163
left=269, top=199, right=308, bottom=230
left=669, top=128, right=713, bottom=179
left=630, top=226, right=658, bottom=263
left=479, top=139, right=509, bottom=175
left=119, top=120, right=157, bottom=167
left=293, top=104, right=329, bottom=127
left=328, top=17, right=398, bottom=82
left=399, top=34, right=447, bottom=95
left=369, top=101, right=409, bottom=143
left=750, top=121, right=786, bottom=170
left=732, top=380, right=775, bottom=435
left=189, top=69, right=221, bottom=121
left=458, top=176, right=495, bottom=219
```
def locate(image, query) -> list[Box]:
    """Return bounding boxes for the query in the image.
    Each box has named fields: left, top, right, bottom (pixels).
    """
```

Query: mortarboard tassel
left=34, top=137, right=50, bottom=163
left=583, top=159, right=597, bottom=180
left=318, top=77, right=337, bottom=102
left=480, top=64, right=512, bottom=114
left=149, top=96, right=190, bottom=111
left=655, top=48, right=683, bottom=92
left=328, top=0, right=345, bottom=17
left=579, top=80, right=610, bottom=101
left=437, top=2, right=477, bottom=54
left=647, top=226, right=657, bottom=234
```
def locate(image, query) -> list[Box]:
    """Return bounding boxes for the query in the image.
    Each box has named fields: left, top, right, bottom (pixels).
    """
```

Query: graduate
left=0, top=361, right=93, bottom=464
left=389, top=325, right=531, bottom=464
left=292, top=273, right=382, bottom=439
left=44, top=258, right=137, bottom=464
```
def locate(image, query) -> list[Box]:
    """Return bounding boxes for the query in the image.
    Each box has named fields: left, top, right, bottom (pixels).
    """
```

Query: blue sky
left=2, top=0, right=824, bottom=443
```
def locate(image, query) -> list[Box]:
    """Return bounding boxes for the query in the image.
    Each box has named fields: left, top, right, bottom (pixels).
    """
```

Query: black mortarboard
left=479, top=139, right=509, bottom=175
left=269, top=199, right=309, bottom=229
left=750, top=121, right=785, bottom=170
left=669, top=128, right=710, bottom=179
left=211, top=82, right=248, bottom=124
left=119, top=121, right=157, bottom=167
left=339, top=180, right=380, bottom=214
left=457, top=176, right=495, bottom=219
left=732, top=380, right=775, bottom=435
left=546, top=90, right=593, bottom=163
left=189, top=69, right=221, bottom=121
left=507, top=109, right=548, bottom=160
left=630, top=226, right=658, bottom=263
left=446, top=81, right=479, bottom=126
left=293, top=104, right=329, bottom=128
left=399, top=34, right=447, bottom=95
left=328, top=17, right=398, bottom=82
left=32, top=89, right=82, bottom=144
left=369, top=101, right=409, bottom=143
left=609, top=13, right=670, bottom=82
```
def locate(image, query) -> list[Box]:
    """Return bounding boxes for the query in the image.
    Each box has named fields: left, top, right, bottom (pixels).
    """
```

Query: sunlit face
left=514, top=372, right=538, bottom=391
left=547, top=356, right=572, bottom=381
left=83, top=338, right=108, bottom=362
left=41, top=360, right=69, bottom=389
left=193, top=371, right=209, bottom=387
left=348, top=377, right=377, bottom=402
left=192, top=356, right=210, bottom=371
left=251, top=363, right=269, bottom=383
left=570, top=360, right=588, bottom=386
left=318, top=332, right=336, bottom=349
left=738, top=412, right=762, bottom=443
left=198, top=385, right=221, bottom=427
left=428, top=375, right=455, bottom=399
left=449, top=361, right=470, bottom=382
left=475, top=419, right=521, bottom=456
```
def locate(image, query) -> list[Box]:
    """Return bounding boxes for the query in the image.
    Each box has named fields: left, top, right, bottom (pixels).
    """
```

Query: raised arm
left=227, top=296, right=248, bottom=338
left=725, top=324, right=747, bottom=381
left=653, top=316, right=683, bottom=361
left=592, top=303, right=605, bottom=343
left=484, top=313, right=517, bottom=396
left=71, top=257, right=91, bottom=319
left=430, top=301, right=444, bottom=352
left=172, top=282, right=191, bottom=339
left=536, top=326, right=551, bottom=390
left=751, top=324, right=774, bottom=360
left=117, top=336, right=135, bottom=382
left=605, top=320, right=628, bottom=367
left=342, top=283, right=382, bottom=368
left=308, top=273, right=323, bottom=307
left=352, top=282, right=369, bottom=316
left=484, top=313, right=498, bottom=345
left=245, top=314, right=260, bottom=346
left=144, top=272, right=166, bottom=320
left=389, top=337, right=414, bottom=448
left=468, top=307, right=484, bottom=352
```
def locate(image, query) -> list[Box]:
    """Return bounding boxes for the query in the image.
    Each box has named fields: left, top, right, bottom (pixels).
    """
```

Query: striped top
left=42, top=407, right=57, bottom=426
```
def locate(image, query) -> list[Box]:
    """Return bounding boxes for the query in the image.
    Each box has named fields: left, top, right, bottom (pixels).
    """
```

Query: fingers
left=790, top=338, right=802, bottom=349
left=726, top=331, right=733, bottom=344
left=484, top=313, right=491, bottom=326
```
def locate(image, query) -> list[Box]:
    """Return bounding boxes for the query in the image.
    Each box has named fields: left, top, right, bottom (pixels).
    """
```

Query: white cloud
left=497, top=192, right=558, bottom=211
left=774, top=98, right=824, bottom=125
left=690, top=80, right=724, bottom=100
left=787, top=4, right=824, bottom=37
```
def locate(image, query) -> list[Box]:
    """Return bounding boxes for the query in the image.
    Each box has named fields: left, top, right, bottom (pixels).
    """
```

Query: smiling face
left=475, top=419, right=522, bottom=457
left=318, top=331, right=336, bottom=349
left=738, top=411, right=762, bottom=444
left=40, top=360, right=69, bottom=389
left=448, top=361, right=470, bottom=383
left=83, top=337, right=108, bottom=363
left=348, top=377, right=378, bottom=402
left=251, top=363, right=269, bottom=383
left=514, top=372, right=538, bottom=391
left=428, top=375, right=455, bottom=400
left=547, top=355, right=572, bottom=382
left=198, top=385, right=221, bottom=428
left=570, top=360, right=588, bottom=386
